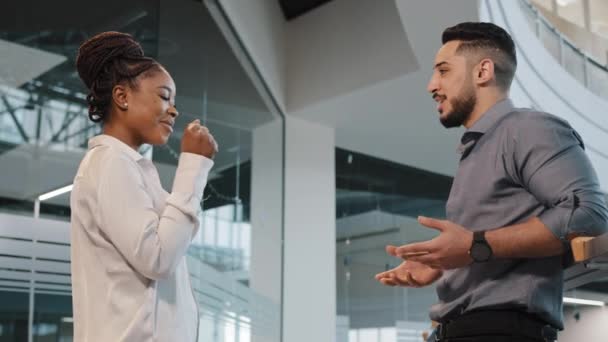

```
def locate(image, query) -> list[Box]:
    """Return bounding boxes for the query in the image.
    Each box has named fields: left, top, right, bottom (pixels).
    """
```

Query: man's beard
left=439, top=83, right=477, bottom=128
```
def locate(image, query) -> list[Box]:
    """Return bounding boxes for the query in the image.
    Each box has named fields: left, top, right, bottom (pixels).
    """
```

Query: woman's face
left=122, top=68, right=178, bottom=146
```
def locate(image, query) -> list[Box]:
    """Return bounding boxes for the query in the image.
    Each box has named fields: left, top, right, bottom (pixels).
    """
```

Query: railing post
left=34, top=198, right=40, bottom=219
left=535, top=11, right=540, bottom=37
left=559, top=36, right=565, bottom=66
left=583, top=54, right=589, bottom=88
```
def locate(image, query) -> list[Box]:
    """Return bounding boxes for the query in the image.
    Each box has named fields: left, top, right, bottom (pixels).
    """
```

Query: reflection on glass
left=0, top=291, right=29, bottom=341
left=33, top=294, right=73, bottom=342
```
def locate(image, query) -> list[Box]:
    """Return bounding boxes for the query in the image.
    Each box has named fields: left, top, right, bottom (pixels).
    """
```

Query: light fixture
left=38, top=184, right=73, bottom=201
left=563, top=297, right=605, bottom=306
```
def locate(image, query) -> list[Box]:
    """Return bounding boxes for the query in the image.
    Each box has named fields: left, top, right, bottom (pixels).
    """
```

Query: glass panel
left=0, top=291, right=29, bottom=342
left=587, top=60, right=608, bottom=98
left=562, top=41, right=586, bottom=84
left=335, top=148, right=450, bottom=339
left=33, top=294, right=73, bottom=342
left=539, top=20, right=562, bottom=62
left=557, top=0, right=585, bottom=28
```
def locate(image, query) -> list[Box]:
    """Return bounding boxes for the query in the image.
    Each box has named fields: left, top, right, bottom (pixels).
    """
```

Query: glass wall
left=0, top=1, right=284, bottom=341
left=335, top=148, right=452, bottom=342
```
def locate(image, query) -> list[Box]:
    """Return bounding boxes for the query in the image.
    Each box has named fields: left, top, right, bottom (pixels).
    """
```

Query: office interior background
left=1, top=0, right=608, bottom=341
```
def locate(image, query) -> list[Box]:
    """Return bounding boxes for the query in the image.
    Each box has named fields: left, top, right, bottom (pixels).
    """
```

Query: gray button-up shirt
left=430, top=99, right=608, bottom=329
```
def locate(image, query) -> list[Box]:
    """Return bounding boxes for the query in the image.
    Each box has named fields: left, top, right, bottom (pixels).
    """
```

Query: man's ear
left=475, top=59, right=495, bottom=85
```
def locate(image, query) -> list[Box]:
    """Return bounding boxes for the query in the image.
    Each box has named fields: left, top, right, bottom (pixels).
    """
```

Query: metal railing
left=520, top=0, right=608, bottom=99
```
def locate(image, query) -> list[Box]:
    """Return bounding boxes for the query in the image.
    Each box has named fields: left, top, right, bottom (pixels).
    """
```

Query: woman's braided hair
left=76, top=31, right=161, bottom=122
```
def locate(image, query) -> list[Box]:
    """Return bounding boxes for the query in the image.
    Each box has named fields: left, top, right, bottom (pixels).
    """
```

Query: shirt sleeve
left=504, top=112, right=608, bottom=243
left=96, top=152, right=214, bottom=279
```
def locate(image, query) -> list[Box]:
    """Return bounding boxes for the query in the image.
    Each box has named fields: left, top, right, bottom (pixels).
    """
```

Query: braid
left=75, top=31, right=161, bottom=122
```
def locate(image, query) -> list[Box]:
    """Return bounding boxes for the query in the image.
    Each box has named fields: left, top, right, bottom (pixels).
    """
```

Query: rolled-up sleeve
left=507, top=113, right=608, bottom=242
left=97, top=152, right=214, bottom=279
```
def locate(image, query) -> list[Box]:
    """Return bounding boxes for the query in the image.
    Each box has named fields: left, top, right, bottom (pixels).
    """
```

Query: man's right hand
left=374, top=245, right=443, bottom=287
left=181, top=119, right=218, bottom=159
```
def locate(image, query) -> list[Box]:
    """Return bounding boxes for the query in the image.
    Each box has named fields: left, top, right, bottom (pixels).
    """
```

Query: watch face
left=471, top=243, right=492, bottom=262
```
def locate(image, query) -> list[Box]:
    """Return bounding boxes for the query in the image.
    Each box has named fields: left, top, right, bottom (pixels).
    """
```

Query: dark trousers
left=431, top=310, right=557, bottom=342
left=436, top=337, right=544, bottom=342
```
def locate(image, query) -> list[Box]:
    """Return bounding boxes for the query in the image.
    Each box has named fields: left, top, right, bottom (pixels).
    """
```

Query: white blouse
left=70, top=134, right=213, bottom=341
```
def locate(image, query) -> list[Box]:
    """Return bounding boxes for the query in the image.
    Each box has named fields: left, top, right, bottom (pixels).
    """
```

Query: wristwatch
left=469, top=231, right=493, bottom=262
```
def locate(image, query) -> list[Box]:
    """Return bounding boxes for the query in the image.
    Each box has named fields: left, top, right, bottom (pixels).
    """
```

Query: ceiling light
left=38, top=184, right=73, bottom=201
left=563, top=297, right=605, bottom=306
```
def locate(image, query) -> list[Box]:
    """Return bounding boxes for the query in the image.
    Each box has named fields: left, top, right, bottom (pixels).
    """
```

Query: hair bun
left=76, top=31, right=145, bottom=90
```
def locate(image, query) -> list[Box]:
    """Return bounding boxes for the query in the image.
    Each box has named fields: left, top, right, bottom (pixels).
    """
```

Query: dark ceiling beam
left=278, top=0, right=334, bottom=20
left=1, top=96, right=30, bottom=142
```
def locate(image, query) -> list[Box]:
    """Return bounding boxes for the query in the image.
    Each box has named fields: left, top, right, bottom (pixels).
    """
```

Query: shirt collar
left=457, top=98, right=514, bottom=156
left=465, top=98, right=515, bottom=135
left=88, top=134, right=144, bottom=162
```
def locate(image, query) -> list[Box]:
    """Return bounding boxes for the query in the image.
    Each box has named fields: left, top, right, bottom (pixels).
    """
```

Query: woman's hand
left=181, top=119, right=218, bottom=159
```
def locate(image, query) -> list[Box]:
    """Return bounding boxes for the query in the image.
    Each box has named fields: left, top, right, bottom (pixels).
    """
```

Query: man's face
left=426, top=41, right=477, bottom=128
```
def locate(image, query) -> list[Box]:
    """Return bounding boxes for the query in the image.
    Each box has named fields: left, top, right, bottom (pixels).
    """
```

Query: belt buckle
left=432, top=324, right=443, bottom=341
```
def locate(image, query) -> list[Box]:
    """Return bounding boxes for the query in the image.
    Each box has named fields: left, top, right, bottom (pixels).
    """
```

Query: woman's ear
left=112, top=84, right=129, bottom=111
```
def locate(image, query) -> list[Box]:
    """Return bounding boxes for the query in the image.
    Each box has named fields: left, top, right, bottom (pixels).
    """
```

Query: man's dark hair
left=442, top=22, right=517, bottom=90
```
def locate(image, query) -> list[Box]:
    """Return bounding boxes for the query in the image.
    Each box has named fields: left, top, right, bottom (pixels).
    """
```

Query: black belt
left=434, top=310, right=558, bottom=341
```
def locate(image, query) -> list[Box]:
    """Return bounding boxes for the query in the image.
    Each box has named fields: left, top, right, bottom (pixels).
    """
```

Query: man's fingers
left=375, top=270, right=392, bottom=280
left=418, top=216, right=447, bottom=231
left=405, top=271, right=422, bottom=287
left=391, top=272, right=410, bottom=286
left=395, top=241, right=433, bottom=257
left=406, top=253, right=439, bottom=267
left=401, top=251, right=430, bottom=258
left=386, top=245, right=399, bottom=257
left=379, top=278, right=397, bottom=286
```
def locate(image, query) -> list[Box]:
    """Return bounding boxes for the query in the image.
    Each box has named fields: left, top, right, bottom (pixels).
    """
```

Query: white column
left=250, top=116, right=336, bottom=342
left=250, top=120, right=284, bottom=342
left=283, top=116, right=336, bottom=342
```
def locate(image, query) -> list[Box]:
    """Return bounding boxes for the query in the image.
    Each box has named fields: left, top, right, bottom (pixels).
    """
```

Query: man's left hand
left=395, top=216, right=474, bottom=270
